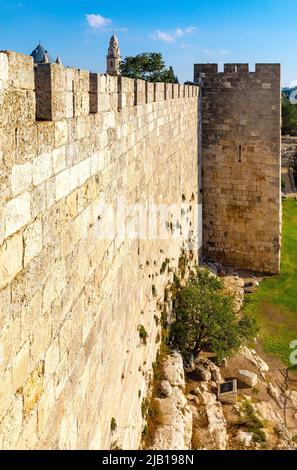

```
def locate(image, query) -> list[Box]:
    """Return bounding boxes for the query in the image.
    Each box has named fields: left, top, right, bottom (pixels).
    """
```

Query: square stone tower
left=194, top=63, right=281, bottom=274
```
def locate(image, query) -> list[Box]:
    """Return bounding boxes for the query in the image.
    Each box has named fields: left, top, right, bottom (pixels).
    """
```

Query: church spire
left=106, top=33, right=121, bottom=76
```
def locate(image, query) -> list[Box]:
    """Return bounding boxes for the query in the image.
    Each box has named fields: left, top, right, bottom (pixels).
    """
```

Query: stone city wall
left=0, top=51, right=200, bottom=449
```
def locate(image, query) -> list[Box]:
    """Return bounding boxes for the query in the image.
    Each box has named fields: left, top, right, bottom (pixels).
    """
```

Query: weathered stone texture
left=0, top=52, right=199, bottom=450
left=194, top=63, right=281, bottom=273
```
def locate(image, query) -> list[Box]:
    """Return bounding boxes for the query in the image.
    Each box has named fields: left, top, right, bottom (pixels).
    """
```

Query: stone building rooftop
left=31, top=42, right=53, bottom=64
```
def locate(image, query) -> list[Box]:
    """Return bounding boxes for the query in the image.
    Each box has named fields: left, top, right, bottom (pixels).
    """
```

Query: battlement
left=194, top=63, right=281, bottom=88
left=0, top=51, right=198, bottom=126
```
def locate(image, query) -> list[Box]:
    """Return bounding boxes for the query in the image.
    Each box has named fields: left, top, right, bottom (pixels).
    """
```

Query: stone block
left=56, top=169, right=70, bottom=201
left=52, top=146, right=66, bottom=174
left=155, top=83, right=165, bottom=101
left=11, top=161, right=32, bottom=196
left=55, top=120, right=68, bottom=147
left=0, top=89, right=35, bottom=128
left=12, top=341, right=30, bottom=393
left=37, top=122, right=55, bottom=155
left=5, top=192, right=31, bottom=238
left=66, top=92, right=74, bottom=118
left=31, top=182, right=46, bottom=219
left=23, top=219, right=43, bottom=266
left=0, top=394, right=23, bottom=449
left=37, top=380, right=55, bottom=435
left=237, top=370, right=258, bottom=388
left=6, top=51, right=34, bottom=90
left=74, top=93, right=88, bottom=117
left=0, top=368, right=13, bottom=420
left=135, top=80, right=146, bottom=105
left=78, top=158, right=91, bottom=186
left=44, top=337, right=60, bottom=380
left=33, top=153, right=52, bottom=186
left=35, top=64, right=68, bottom=121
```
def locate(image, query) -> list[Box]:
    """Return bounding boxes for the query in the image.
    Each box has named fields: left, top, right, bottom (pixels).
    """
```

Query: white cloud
left=152, top=30, right=176, bottom=43
left=86, top=14, right=112, bottom=30
left=151, top=26, right=197, bottom=43
left=181, top=43, right=193, bottom=49
left=184, top=26, right=197, bottom=33
left=201, top=48, right=229, bottom=57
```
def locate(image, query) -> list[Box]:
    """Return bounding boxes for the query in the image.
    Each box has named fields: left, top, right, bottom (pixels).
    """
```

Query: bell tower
left=106, top=33, right=121, bottom=76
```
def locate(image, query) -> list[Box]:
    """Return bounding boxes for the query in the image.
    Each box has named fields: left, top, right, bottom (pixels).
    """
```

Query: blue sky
left=0, top=0, right=296, bottom=85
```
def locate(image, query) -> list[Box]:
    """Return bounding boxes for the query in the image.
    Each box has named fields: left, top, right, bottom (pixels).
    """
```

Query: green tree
left=120, top=53, right=179, bottom=83
left=171, top=269, right=258, bottom=363
left=282, top=95, right=297, bottom=135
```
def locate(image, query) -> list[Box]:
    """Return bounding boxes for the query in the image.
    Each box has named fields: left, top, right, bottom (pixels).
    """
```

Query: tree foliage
left=282, top=95, right=297, bottom=136
left=120, top=53, right=179, bottom=83
left=171, top=269, right=258, bottom=363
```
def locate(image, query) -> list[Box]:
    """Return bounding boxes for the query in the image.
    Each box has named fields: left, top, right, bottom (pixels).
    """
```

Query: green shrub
left=282, top=95, right=297, bottom=136
left=171, top=268, right=258, bottom=363
left=141, top=398, right=150, bottom=417
left=138, top=325, right=148, bottom=345
left=160, top=258, right=170, bottom=275
left=240, top=402, right=267, bottom=444
left=111, top=418, right=117, bottom=432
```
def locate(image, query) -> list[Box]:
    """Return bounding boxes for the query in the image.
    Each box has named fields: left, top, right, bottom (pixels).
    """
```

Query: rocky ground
left=149, top=266, right=297, bottom=451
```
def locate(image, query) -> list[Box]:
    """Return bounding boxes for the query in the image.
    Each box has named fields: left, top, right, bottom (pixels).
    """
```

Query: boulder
left=244, top=279, right=259, bottom=294
left=192, top=366, right=212, bottom=382
left=195, top=387, right=228, bottom=450
left=152, top=387, right=192, bottom=450
left=209, top=363, right=223, bottom=385
left=240, top=346, right=269, bottom=376
left=151, top=352, right=192, bottom=450
left=237, top=370, right=258, bottom=388
left=163, top=351, right=185, bottom=388
left=236, top=430, right=254, bottom=447
left=160, top=380, right=173, bottom=397
left=203, top=391, right=228, bottom=450
left=274, top=424, right=296, bottom=450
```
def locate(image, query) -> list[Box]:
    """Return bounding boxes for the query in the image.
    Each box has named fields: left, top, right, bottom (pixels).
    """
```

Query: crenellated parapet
left=1, top=50, right=199, bottom=126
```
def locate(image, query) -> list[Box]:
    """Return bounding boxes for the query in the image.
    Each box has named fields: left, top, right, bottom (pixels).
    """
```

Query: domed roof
left=31, top=43, right=53, bottom=64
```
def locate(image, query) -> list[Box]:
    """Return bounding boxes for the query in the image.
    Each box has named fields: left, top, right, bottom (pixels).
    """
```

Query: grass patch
left=244, top=199, right=297, bottom=365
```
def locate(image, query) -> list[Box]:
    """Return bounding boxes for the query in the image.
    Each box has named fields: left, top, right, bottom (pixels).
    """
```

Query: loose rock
left=236, top=430, right=254, bottom=447
left=160, top=380, right=173, bottom=397
left=237, top=370, right=258, bottom=388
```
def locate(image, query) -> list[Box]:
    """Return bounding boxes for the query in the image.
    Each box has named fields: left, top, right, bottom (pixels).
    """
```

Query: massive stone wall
left=0, top=51, right=200, bottom=449
left=194, top=63, right=281, bottom=273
